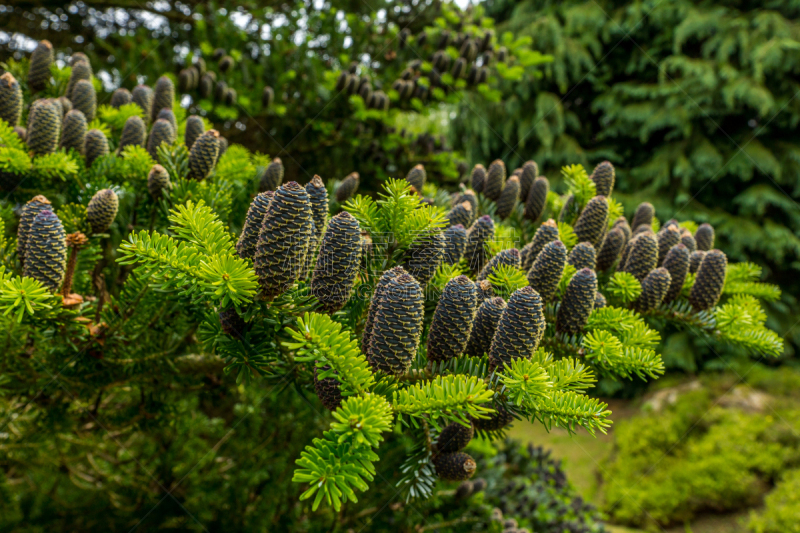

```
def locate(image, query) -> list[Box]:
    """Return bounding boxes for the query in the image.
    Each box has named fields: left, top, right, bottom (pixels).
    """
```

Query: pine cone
left=262, top=86, right=274, bottom=107
left=216, top=137, right=228, bottom=165
left=131, top=84, right=153, bottom=120
left=689, top=249, right=727, bottom=311
left=86, top=188, right=118, bottom=234
left=236, top=191, right=273, bottom=260
left=573, top=195, right=609, bottom=248
left=437, top=422, right=474, bottom=453
left=427, top=276, right=479, bottom=363
left=524, top=176, right=549, bottom=222
left=596, top=227, right=625, bottom=272
left=0, top=72, right=22, bottom=126
left=118, top=115, right=146, bottom=152
left=313, top=366, right=343, bottom=411
left=17, top=195, right=51, bottom=265
left=470, top=164, right=487, bottom=193
left=151, top=76, right=174, bottom=123
left=446, top=202, right=473, bottom=229
left=464, top=215, right=495, bottom=274
left=306, top=175, right=328, bottom=243
left=218, top=306, right=248, bottom=339
left=434, top=452, right=476, bottom=481
left=254, top=182, right=312, bottom=300
left=156, top=108, right=177, bottom=142
left=199, top=74, right=214, bottom=99
left=631, top=202, right=655, bottom=231
left=680, top=229, right=697, bottom=252
left=362, top=266, right=405, bottom=354
left=70, top=79, right=96, bottom=122
left=662, top=243, right=690, bottom=304
left=335, top=172, right=359, bottom=203
left=406, top=164, right=426, bottom=192
left=259, top=158, right=285, bottom=192
left=634, top=267, right=671, bottom=312
left=476, top=279, right=494, bottom=302
left=519, top=160, right=538, bottom=201
left=26, top=100, right=60, bottom=156
left=657, top=225, right=681, bottom=265
left=455, top=481, right=473, bottom=500
left=147, top=118, right=174, bottom=161
left=184, top=115, right=205, bottom=149
left=495, top=176, right=520, bottom=219
left=595, top=291, right=607, bottom=309
left=520, top=219, right=559, bottom=271
left=556, top=268, right=597, bottom=335
left=477, top=248, right=520, bottom=282
left=219, top=55, right=235, bottom=73
left=147, top=164, right=171, bottom=199
left=110, top=88, right=131, bottom=108
left=66, top=60, right=91, bottom=100
left=401, top=229, right=445, bottom=288
left=488, top=286, right=545, bottom=369
left=695, top=223, right=715, bottom=251
left=187, top=129, right=220, bottom=180
left=484, top=159, right=506, bottom=201
left=23, top=209, right=67, bottom=293
left=57, top=96, right=72, bottom=117
left=689, top=250, right=705, bottom=274
left=59, top=109, right=87, bottom=154
left=472, top=403, right=513, bottom=431
left=612, top=216, right=632, bottom=243
left=558, top=194, right=577, bottom=224
left=27, top=40, right=53, bottom=91
left=368, top=273, right=425, bottom=375
left=223, top=87, right=237, bottom=106
left=568, top=242, right=597, bottom=271
left=84, top=128, right=109, bottom=167
left=590, top=161, right=615, bottom=197
left=69, top=52, right=91, bottom=68
left=443, top=224, right=467, bottom=265
left=622, top=232, right=658, bottom=282
left=526, top=240, right=566, bottom=303
left=452, top=190, right=478, bottom=217
left=311, top=212, right=361, bottom=312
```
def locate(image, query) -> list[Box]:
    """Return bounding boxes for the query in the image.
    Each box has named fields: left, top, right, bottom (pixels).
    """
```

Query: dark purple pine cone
left=590, top=160, right=615, bottom=197
left=657, top=225, right=681, bottom=265
left=495, top=176, right=520, bottom=220
left=612, top=216, right=632, bottom=243
left=259, top=157, right=285, bottom=192
left=488, top=286, right=545, bottom=369
left=434, top=452, right=476, bottom=481
left=406, top=164, right=426, bottom=192
left=524, top=176, right=549, bottom=222
left=443, top=224, right=467, bottom=265
left=187, top=129, right=220, bottom=180
left=567, top=242, right=596, bottom=271
left=23, top=209, right=67, bottom=293
left=151, top=76, right=174, bottom=123
left=465, top=297, right=506, bottom=358
left=218, top=306, right=248, bottom=339
left=26, top=99, right=60, bottom=156
left=84, top=128, right=109, bottom=167
left=622, top=232, right=658, bottom=282
left=689, top=249, right=727, bottom=311
left=689, top=250, right=706, bottom=274
left=484, top=159, right=506, bottom=201
left=526, top=240, right=566, bottom=303
left=573, top=195, right=609, bottom=249
left=60, top=109, right=87, bottom=154
left=680, top=228, right=697, bottom=252
left=118, top=115, right=146, bottom=152
left=65, top=60, right=92, bottom=101
left=70, top=79, right=96, bottom=122
left=427, top=276, right=479, bottom=363
left=311, top=212, right=361, bottom=313
left=446, top=202, right=473, bottom=229
left=185, top=114, right=205, bottom=149
left=27, top=40, right=53, bottom=91
left=147, top=164, right=171, bottom=199
left=470, top=164, right=487, bottom=194
left=464, top=215, right=495, bottom=274
left=596, top=227, right=625, bottom=272
left=147, top=118, right=175, bottom=161
left=520, top=219, right=560, bottom=271
left=86, top=188, right=118, bottom=234
left=368, top=273, right=425, bottom=375
left=472, top=403, right=514, bottom=431
left=694, top=223, right=715, bottom=251
left=477, top=248, right=521, bottom=282
left=634, top=267, right=671, bottom=312
left=0, top=72, right=23, bottom=126
left=253, top=182, right=313, bottom=301
left=401, top=229, right=445, bottom=288
left=110, top=87, right=131, bottom=108
left=313, top=366, right=343, bottom=411
left=131, top=84, right=154, bottom=121
left=556, top=268, right=597, bottom=335
left=17, top=195, right=51, bottom=265
left=362, top=266, right=405, bottom=354
left=306, top=175, right=329, bottom=243
left=662, top=244, right=690, bottom=304
left=335, top=172, right=359, bottom=203
left=437, top=422, right=474, bottom=453
left=519, top=160, right=538, bottom=201
left=631, top=202, right=655, bottom=231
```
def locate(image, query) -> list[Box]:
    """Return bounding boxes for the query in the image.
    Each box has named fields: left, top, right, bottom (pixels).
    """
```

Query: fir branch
left=393, top=375, right=494, bottom=429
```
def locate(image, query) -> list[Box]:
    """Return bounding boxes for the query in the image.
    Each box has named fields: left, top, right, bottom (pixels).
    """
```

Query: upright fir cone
left=147, top=119, right=173, bottom=160
left=68, top=52, right=90, bottom=68
left=495, top=176, right=520, bottom=219
left=680, top=229, right=697, bottom=252
left=695, top=223, right=715, bottom=251
left=18, top=195, right=51, bottom=265
left=519, top=160, right=538, bottom=201
left=49, top=97, right=64, bottom=118
left=590, top=161, right=615, bottom=197
left=187, top=129, right=220, bottom=180
left=28, top=40, right=53, bottom=91
left=472, top=403, right=514, bottom=431
left=477, top=248, right=520, bottom=282
left=596, top=227, right=625, bottom=272
left=199, top=74, right=214, bottom=99
left=237, top=191, right=273, bottom=259
left=524, top=176, right=549, bottom=222
left=622, top=232, right=658, bottom=282
left=634, top=267, right=671, bottom=312
left=464, top=215, right=495, bottom=274
left=558, top=194, right=577, bottom=224
left=437, top=422, right=474, bottom=453
left=259, top=158, right=285, bottom=191
left=527, top=240, right=566, bottom=303
left=520, top=219, right=560, bottom=271
left=254, top=182, right=313, bottom=301
left=262, top=86, right=274, bottom=107
left=446, top=202, right=473, bottom=229
left=662, top=243, right=690, bottom=304
left=218, top=306, right=248, bottom=339
left=568, top=242, right=596, bottom=273
left=65, top=60, right=91, bottom=100
left=131, top=84, right=153, bottom=121
left=57, top=96, right=72, bottom=117
left=184, top=115, right=205, bottom=149
left=427, top=276, right=479, bottom=363
left=0, top=72, right=23, bottom=126
left=401, top=229, right=445, bottom=288
left=86, top=188, right=118, bottom=234
left=689, top=250, right=706, bottom=274
left=664, top=219, right=679, bottom=229
left=443, top=224, right=467, bottom=265
left=465, top=297, right=507, bottom=358
left=434, top=452, right=476, bottom=481
left=488, top=286, right=545, bottom=369
left=23, top=209, right=67, bottom=293
left=484, top=159, right=506, bottom=201
left=306, top=175, right=328, bottom=242
left=595, top=291, right=607, bottom=309
left=613, top=216, right=632, bottom=243
left=84, top=129, right=109, bottom=167
left=657, top=225, right=681, bottom=265
left=362, top=266, right=404, bottom=354
left=311, top=212, right=362, bottom=313
left=335, top=172, right=359, bottom=202
left=405, top=164, right=426, bottom=192
left=151, top=76, right=174, bottom=123
left=452, top=190, right=478, bottom=217
left=631, top=202, right=655, bottom=231
left=147, top=164, right=171, bottom=199
left=27, top=100, right=60, bottom=156
left=556, top=268, right=597, bottom=335
left=59, top=109, right=87, bottom=154
left=573, top=195, right=609, bottom=248
left=313, top=366, right=343, bottom=411
left=156, top=108, right=178, bottom=143
left=476, top=279, right=494, bottom=302
left=110, top=88, right=131, bottom=108
left=368, top=273, right=425, bottom=375
left=689, top=249, right=727, bottom=311
left=118, top=115, right=146, bottom=152
left=70, top=79, right=96, bottom=122
left=470, top=164, right=487, bottom=193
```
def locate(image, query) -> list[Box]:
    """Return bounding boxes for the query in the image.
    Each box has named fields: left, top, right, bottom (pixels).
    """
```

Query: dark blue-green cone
left=434, top=452, right=476, bottom=481
left=401, top=229, right=445, bottom=288
left=519, top=160, right=538, bottom=201
left=689, top=250, right=705, bottom=274
left=59, top=109, right=86, bottom=154
left=484, top=159, right=506, bottom=201
left=689, top=249, right=727, bottom=311
left=590, top=161, right=615, bottom=197
left=495, top=176, right=520, bottom=219
left=520, top=219, right=559, bottom=271
left=70, top=79, right=96, bottom=122
left=443, top=224, right=467, bottom=265
left=237, top=191, right=274, bottom=260
left=452, top=190, right=478, bottom=218
left=156, top=108, right=177, bottom=143
left=695, top=223, right=715, bottom=251
left=147, top=164, right=171, bottom=200
left=259, top=157, right=284, bottom=192
left=437, top=422, right=474, bottom=454
left=631, top=202, right=655, bottom=231
left=313, top=366, right=343, bottom=411
left=57, top=96, right=72, bottom=117
left=568, top=242, right=597, bottom=271
left=464, top=215, right=495, bottom=274
left=306, top=175, right=328, bottom=242
left=527, top=240, right=566, bottom=303
left=446, top=202, right=473, bottom=229
left=335, top=172, right=359, bottom=203
left=465, top=297, right=506, bottom=358
left=18, top=195, right=51, bottom=266
left=524, top=176, right=549, bottom=222
left=368, top=273, right=425, bottom=375
left=23, top=209, right=66, bottom=293
left=86, top=188, right=118, bottom=234
left=84, top=129, right=109, bottom=168
left=187, top=129, right=219, bottom=180
left=573, top=195, right=609, bottom=248
left=472, top=403, right=514, bottom=431
left=556, top=268, right=597, bottom=335
left=218, top=306, right=248, bottom=339
left=405, top=164, right=426, bottom=193
left=427, top=276, right=478, bottom=363
left=662, top=243, right=690, bottom=304
left=117, top=115, right=146, bottom=153
left=680, top=229, right=697, bottom=252
left=488, top=286, right=546, bottom=370
left=622, top=232, right=658, bottom=282
left=311, top=211, right=362, bottom=313
left=634, top=267, right=671, bottom=312
left=28, top=40, right=53, bottom=91
left=185, top=114, right=204, bottom=149
left=477, top=248, right=520, bottom=282
left=657, top=225, right=681, bottom=266
left=147, top=118, right=174, bottom=160
left=151, top=76, right=174, bottom=123
left=613, top=216, right=632, bottom=243
left=596, top=227, right=625, bottom=272
left=362, top=266, right=405, bottom=354
left=110, top=88, right=131, bottom=108
left=470, top=164, right=487, bottom=194
left=131, top=84, right=153, bottom=121
left=66, top=60, right=91, bottom=100
left=0, top=72, right=23, bottom=126
left=558, top=194, right=577, bottom=224
left=26, top=100, right=60, bottom=156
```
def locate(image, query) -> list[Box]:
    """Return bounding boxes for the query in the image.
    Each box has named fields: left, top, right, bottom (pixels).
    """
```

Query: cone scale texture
left=434, top=452, right=476, bottom=481
left=573, top=195, right=609, bottom=248
left=484, top=159, right=506, bottom=201
left=488, top=286, right=546, bottom=369
left=60, top=109, right=87, bottom=154
left=689, top=250, right=706, bottom=274
left=443, top=224, right=467, bottom=265
left=306, top=175, right=328, bottom=243
left=0, top=72, right=22, bottom=126
left=470, top=164, right=486, bottom=194
left=147, top=119, right=174, bottom=161
left=527, top=240, right=566, bottom=303
left=446, top=202, right=473, bottom=229
left=187, top=129, right=219, bottom=180
left=681, top=230, right=697, bottom=252
left=695, top=223, right=715, bottom=251
left=26, top=100, right=60, bottom=156
left=568, top=242, right=596, bottom=271
left=623, top=232, right=658, bottom=282
left=184, top=115, right=204, bottom=149
left=521, top=219, right=559, bottom=272
left=452, top=190, right=478, bottom=218
left=368, top=273, right=425, bottom=376
left=132, top=85, right=153, bottom=121
left=634, top=267, right=671, bottom=312
left=476, top=279, right=494, bottom=302
left=437, top=422, right=473, bottom=454
left=70, top=79, right=96, bottom=122
left=477, top=248, right=520, bottom=282
left=118, top=115, right=146, bottom=152
left=151, top=76, right=174, bottom=124
left=18, top=195, right=51, bottom=265
left=23, top=209, right=67, bottom=293
left=590, top=161, right=615, bottom=197
left=28, top=40, right=53, bottom=91
left=662, top=244, right=690, bottom=304
left=524, top=176, right=549, bottom=222
left=613, top=217, right=632, bottom=243
left=596, top=227, right=625, bottom=272
left=689, top=249, right=727, bottom=311
left=426, top=276, right=478, bottom=363
left=314, top=366, right=343, bottom=411
left=401, top=230, right=445, bottom=288
left=147, top=164, right=171, bottom=199
left=464, top=297, right=506, bottom=358
left=66, top=61, right=91, bottom=100
left=311, top=212, right=362, bottom=313
left=464, top=215, right=495, bottom=274
left=556, top=268, right=598, bottom=335
left=519, top=160, right=538, bottom=201
left=362, top=266, right=404, bottom=354
left=495, top=176, right=520, bottom=219
left=657, top=225, right=681, bottom=266
left=259, top=158, right=285, bottom=192
left=110, top=88, right=131, bottom=108
left=631, top=202, right=655, bottom=231
left=84, top=129, right=109, bottom=167
left=237, top=191, right=274, bottom=260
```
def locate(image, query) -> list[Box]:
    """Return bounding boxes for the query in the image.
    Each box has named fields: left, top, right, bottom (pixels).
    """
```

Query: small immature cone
left=695, top=223, right=715, bottom=251
left=634, top=267, right=671, bottom=312
left=524, top=176, right=549, bottom=222
left=219, top=55, right=235, bottom=73
left=306, top=175, right=329, bottom=243
left=18, top=195, right=51, bottom=265
left=146, top=118, right=175, bottom=161
left=662, top=243, right=690, bottom=304
left=689, top=249, right=727, bottom=311
left=66, top=60, right=92, bottom=100
left=236, top=191, right=273, bottom=260
left=689, top=250, right=706, bottom=274
left=262, top=86, right=274, bottom=107
left=556, top=268, right=598, bottom=335
left=59, top=109, right=87, bottom=154
left=470, top=164, right=487, bottom=194
left=28, top=40, right=54, bottom=91
left=657, top=225, right=681, bottom=265
left=495, top=176, right=520, bottom=219
left=218, top=306, right=248, bottom=339
left=84, top=129, right=109, bottom=167
left=70, top=79, right=96, bottom=122
left=427, top=276, right=479, bottom=363
left=573, top=195, right=609, bottom=248
left=27, top=99, right=60, bottom=156
left=335, top=172, right=359, bottom=202
left=86, top=188, right=119, bottom=234
left=437, top=422, right=474, bottom=453
left=259, top=158, right=285, bottom=192
left=314, top=366, right=343, bottom=411
left=472, top=403, right=514, bottom=431
left=446, top=202, right=473, bottom=229
left=405, top=164, right=426, bottom=192
left=464, top=215, right=495, bottom=274
left=519, top=160, right=538, bottom=201
left=631, top=202, right=655, bottom=231
left=23, top=209, right=67, bottom=293
left=452, top=190, right=478, bottom=217
left=434, top=452, right=476, bottom=481
left=156, top=108, right=177, bottom=143
left=595, top=291, right=607, bottom=309
left=110, top=88, right=132, bottom=108
left=368, top=273, right=425, bottom=375
left=184, top=115, right=205, bottom=149
left=623, top=232, right=658, bottom=282
left=590, top=160, right=615, bottom=197
left=567, top=242, right=596, bottom=271
left=310, top=212, right=361, bottom=313
left=401, top=229, right=445, bottom=288
left=147, top=164, right=171, bottom=199
left=465, top=297, right=506, bottom=358
left=362, top=266, right=404, bottom=354
left=680, top=229, right=697, bottom=252
left=131, top=84, right=154, bottom=121
left=477, top=248, right=520, bottom=282
left=520, top=219, right=560, bottom=271
left=187, top=129, right=219, bottom=180
left=484, top=159, right=506, bottom=201
left=488, top=286, right=546, bottom=369
left=118, top=115, right=146, bottom=152
left=0, top=72, right=23, bottom=126
left=596, top=227, right=625, bottom=272
left=613, top=216, right=632, bottom=243
left=526, top=240, right=566, bottom=303
left=151, top=76, right=174, bottom=123
left=443, top=224, right=467, bottom=265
